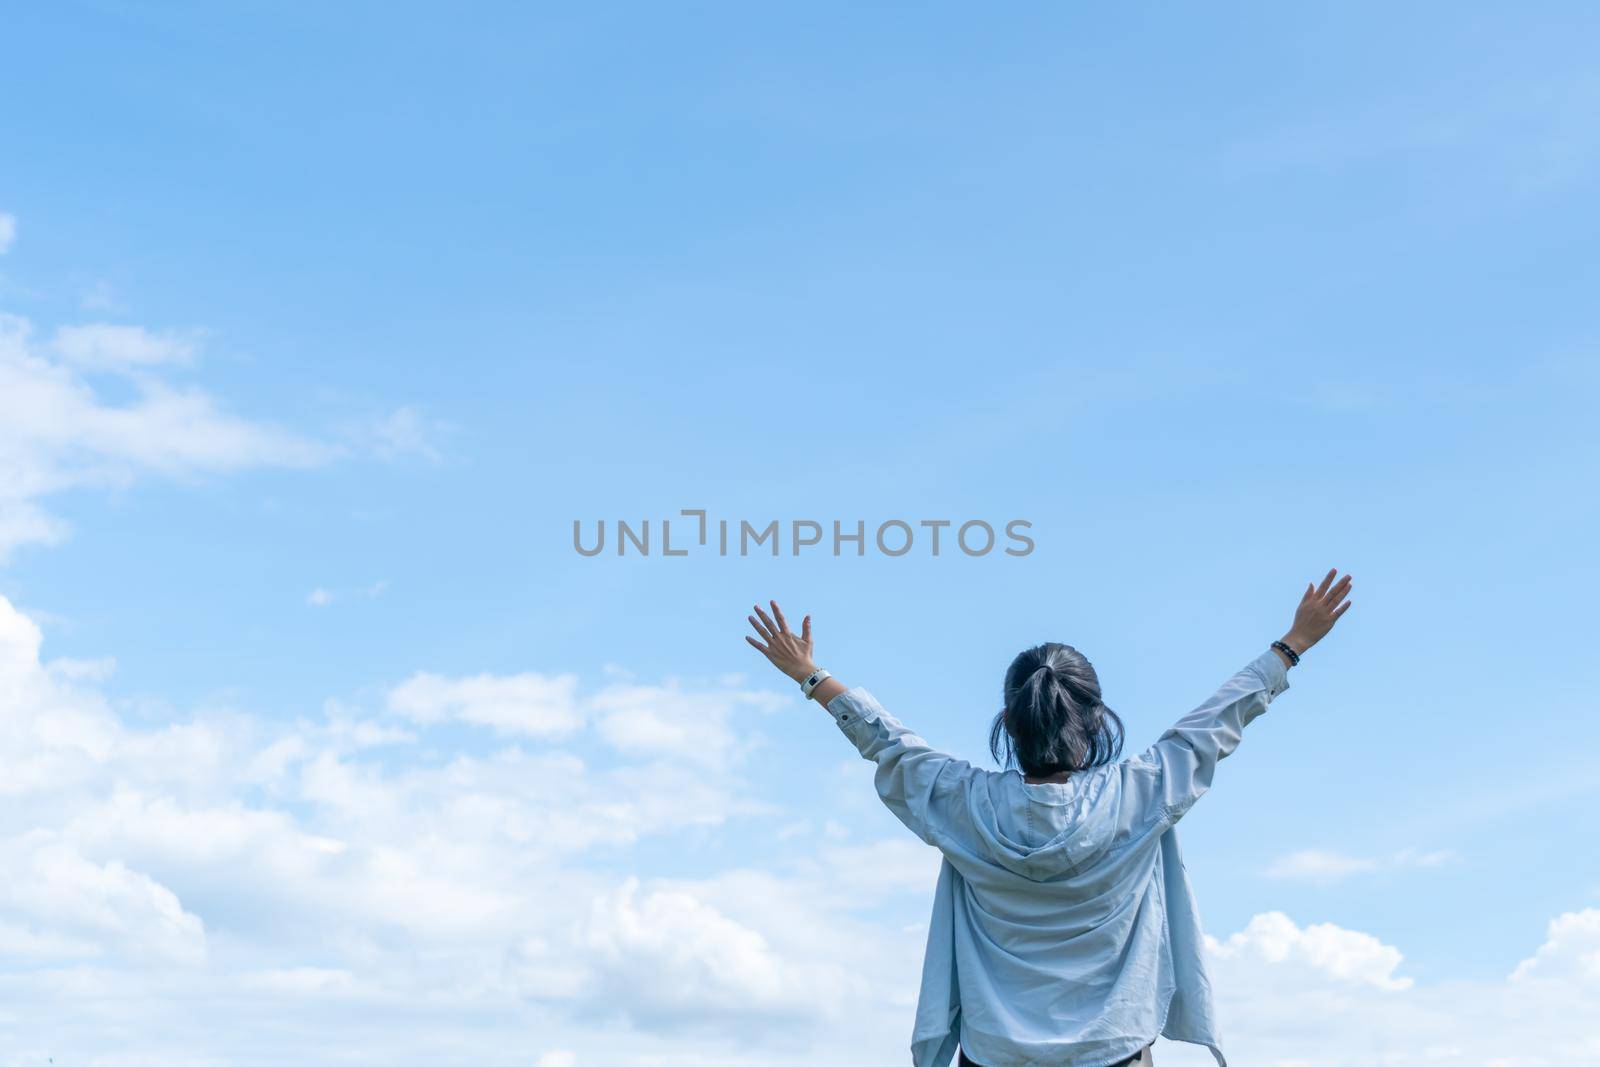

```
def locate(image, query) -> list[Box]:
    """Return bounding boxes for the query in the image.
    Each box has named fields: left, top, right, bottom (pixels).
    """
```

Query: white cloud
left=52, top=323, right=199, bottom=372
left=0, top=240, right=446, bottom=561
left=0, top=587, right=828, bottom=1056
left=80, top=280, right=129, bottom=313
left=1207, top=910, right=1413, bottom=991
left=381, top=669, right=786, bottom=763
left=579, top=875, right=828, bottom=1025
left=1509, top=908, right=1600, bottom=984
left=0, top=310, right=330, bottom=562
left=46, top=655, right=118, bottom=682
left=1265, top=846, right=1458, bottom=882
left=587, top=679, right=785, bottom=765
left=387, top=670, right=584, bottom=737
left=0, top=832, right=206, bottom=966
left=352, top=404, right=447, bottom=462
left=0, top=212, right=15, bottom=253
left=305, top=579, right=387, bottom=608
left=1143, top=906, right=1600, bottom=1067
left=1266, top=849, right=1380, bottom=880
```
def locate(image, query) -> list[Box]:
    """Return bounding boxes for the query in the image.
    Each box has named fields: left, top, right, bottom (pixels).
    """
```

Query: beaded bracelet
left=1271, top=640, right=1301, bottom=666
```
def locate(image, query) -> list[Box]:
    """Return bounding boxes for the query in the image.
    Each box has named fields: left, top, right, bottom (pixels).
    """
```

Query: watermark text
left=573, top=510, right=1034, bottom=558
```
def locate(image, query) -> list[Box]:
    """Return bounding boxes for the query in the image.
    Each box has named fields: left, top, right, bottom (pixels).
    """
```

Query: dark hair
left=989, top=643, right=1125, bottom=778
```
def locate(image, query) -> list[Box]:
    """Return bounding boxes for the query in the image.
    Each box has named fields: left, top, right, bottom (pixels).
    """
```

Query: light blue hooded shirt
left=823, top=646, right=1292, bottom=1067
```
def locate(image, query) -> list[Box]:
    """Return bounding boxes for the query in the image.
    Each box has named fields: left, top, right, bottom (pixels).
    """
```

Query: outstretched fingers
left=753, top=602, right=780, bottom=637
left=1315, top=568, right=1337, bottom=597
left=749, top=610, right=775, bottom=642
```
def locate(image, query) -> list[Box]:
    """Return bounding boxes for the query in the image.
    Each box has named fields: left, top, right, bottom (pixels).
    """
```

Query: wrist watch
left=800, top=667, right=831, bottom=698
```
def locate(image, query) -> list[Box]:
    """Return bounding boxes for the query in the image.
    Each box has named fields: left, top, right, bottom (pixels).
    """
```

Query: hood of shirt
left=961, top=764, right=1125, bottom=881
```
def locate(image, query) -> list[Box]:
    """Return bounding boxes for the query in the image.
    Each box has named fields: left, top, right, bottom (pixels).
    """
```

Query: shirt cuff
left=1248, top=646, right=1292, bottom=700
left=822, top=686, right=883, bottom=731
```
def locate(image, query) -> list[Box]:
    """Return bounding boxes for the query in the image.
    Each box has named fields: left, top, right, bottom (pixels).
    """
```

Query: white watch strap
left=800, top=667, right=831, bottom=698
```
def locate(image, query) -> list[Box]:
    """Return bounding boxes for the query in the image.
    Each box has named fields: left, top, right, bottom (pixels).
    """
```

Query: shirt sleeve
left=1116, top=646, right=1291, bottom=839
left=822, top=686, right=979, bottom=850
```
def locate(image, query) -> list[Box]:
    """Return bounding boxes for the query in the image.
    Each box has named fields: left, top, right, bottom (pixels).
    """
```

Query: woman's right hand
left=1283, top=568, right=1353, bottom=654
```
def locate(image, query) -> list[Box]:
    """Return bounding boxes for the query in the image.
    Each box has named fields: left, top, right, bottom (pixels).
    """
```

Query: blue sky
left=1, top=3, right=1598, bottom=1064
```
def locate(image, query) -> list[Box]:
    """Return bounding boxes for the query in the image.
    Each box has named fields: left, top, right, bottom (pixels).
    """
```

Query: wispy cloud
left=0, top=220, right=446, bottom=563
left=387, top=669, right=584, bottom=738
left=1265, top=846, right=1457, bottom=883
left=1218, top=71, right=1600, bottom=198
left=382, top=668, right=784, bottom=762
left=52, top=323, right=201, bottom=372
left=0, top=309, right=329, bottom=561
left=340, top=404, right=450, bottom=464
left=305, top=579, right=388, bottom=608
left=79, top=280, right=129, bottom=314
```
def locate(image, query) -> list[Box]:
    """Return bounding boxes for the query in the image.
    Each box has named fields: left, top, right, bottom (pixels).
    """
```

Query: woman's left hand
left=746, top=600, right=816, bottom=682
